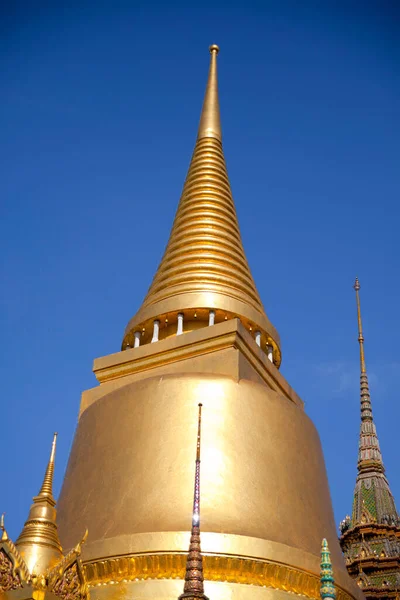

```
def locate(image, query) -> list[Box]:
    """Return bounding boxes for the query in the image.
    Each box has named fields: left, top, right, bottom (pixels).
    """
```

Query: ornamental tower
left=36, top=46, right=361, bottom=600
left=0, top=435, right=88, bottom=600
left=339, top=278, right=400, bottom=598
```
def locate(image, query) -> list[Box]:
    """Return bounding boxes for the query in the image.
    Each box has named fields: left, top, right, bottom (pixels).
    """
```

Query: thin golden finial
left=178, top=403, right=209, bottom=600
left=354, top=277, right=366, bottom=374
left=197, top=44, right=221, bottom=141
left=0, top=513, right=8, bottom=541
left=37, top=432, right=57, bottom=500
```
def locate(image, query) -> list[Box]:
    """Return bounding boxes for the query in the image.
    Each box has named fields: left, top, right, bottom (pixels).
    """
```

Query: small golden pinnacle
left=209, top=44, right=219, bottom=54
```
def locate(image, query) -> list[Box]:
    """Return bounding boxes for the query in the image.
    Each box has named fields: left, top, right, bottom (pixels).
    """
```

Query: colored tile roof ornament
left=320, top=539, right=336, bottom=600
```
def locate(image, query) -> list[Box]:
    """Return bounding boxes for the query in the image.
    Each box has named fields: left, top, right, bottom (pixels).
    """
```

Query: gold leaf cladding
left=0, top=549, right=22, bottom=591
left=84, top=553, right=354, bottom=600
left=51, top=562, right=85, bottom=600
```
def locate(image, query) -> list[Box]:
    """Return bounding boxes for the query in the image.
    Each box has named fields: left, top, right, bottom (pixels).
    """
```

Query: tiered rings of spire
left=339, top=279, right=400, bottom=599
left=15, top=433, right=63, bottom=574
left=354, top=278, right=385, bottom=472
left=348, top=278, right=398, bottom=526
left=122, top=45, right=281, bottom=366
left=320, top=539, right=336, bottom=600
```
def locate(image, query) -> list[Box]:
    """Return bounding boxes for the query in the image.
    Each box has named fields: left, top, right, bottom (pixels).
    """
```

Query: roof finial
left=320, top=539, right=336, bottom=600
left=352, top=280, right=384, bottom=474
left=353, top=278, right=365, bottom=374
left=15, top=433, right=63, bottom=574
left=37, top=432, right=58, bottom=500
left=340, top=280, right=399, bottom=530
left=197, top=44, right=221, bottom=141
left=352, top=280, right=385, bottom=476
left=178, top=404, right=209, bottom=600
left=0, top=513, right=8, bottom=541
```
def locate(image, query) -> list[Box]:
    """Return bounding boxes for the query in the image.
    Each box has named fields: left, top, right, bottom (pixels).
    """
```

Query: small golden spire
left=178, top=404, right=209, bottom=600
left=1, top=513, right=8, bottom=541
left=197, top=45, right=221, bottom=141
left=353, top=278, right=366, bottom=374
left=16, top=433, right=63, bottom=574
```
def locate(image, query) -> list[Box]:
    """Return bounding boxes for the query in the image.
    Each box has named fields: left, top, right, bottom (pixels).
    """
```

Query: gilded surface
left=15, top=434, right=63, bottom=575
left=122, top=45, right=280, bottom=364
left=54, top=46, right=362, bottom=600
left=83, top=552, right=354, bottom=600
left=51, top=563, right=82, bottom=600
left=91, top=320, right=301, bottom=408
left=57, top=374, right=341, bottom=558
left=57, top=362, right=363, bottom=600
left=0, top=449, right=89, bottom=600
left=0, top=550, right=21, bottom=592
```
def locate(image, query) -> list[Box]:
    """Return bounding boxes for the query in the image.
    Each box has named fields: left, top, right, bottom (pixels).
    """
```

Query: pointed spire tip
left=36, top=432, right=58, bottom=501
left=50, top=432, right=58, bottom=462
left=354, top=277, right=360, bottom=291
left=197, top=42, right=221, bottom=141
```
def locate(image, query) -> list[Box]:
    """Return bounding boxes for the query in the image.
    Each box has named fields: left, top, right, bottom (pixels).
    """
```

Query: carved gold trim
left=84, top=553, right=354, bottom=600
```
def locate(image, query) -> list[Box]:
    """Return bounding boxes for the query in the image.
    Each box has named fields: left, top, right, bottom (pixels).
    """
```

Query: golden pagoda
left=2, top=46, right=366, bottom=600
left=339, top=279, right=400, bottom=598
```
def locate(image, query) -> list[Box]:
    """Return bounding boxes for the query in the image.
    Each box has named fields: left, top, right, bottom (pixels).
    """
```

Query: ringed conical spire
left=123, top=45, right=281, bottom=365
left=15, top=433, right=63, bottom=574
left=353, top=278, right=384, bottom=474
left=350, top=279, right=398, bottom=526
left=178, top=404, right=209, bottom=600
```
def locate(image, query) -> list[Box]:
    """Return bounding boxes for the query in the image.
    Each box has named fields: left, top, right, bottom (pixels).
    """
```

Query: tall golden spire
left=16, top=433, right=63, bottom=574
left=123, top=45, right=281, bottom=365
left=178, top=404, right=209, bottom=600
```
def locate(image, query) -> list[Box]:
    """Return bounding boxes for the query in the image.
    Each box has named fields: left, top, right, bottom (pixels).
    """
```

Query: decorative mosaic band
left=84, top=553, right=354, bottom=600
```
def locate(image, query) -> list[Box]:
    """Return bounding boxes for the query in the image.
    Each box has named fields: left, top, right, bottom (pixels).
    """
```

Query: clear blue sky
left=1, top=1, right=399, bottom=540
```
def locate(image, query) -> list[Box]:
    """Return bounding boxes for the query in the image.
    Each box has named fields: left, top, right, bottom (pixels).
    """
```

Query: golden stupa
left=1, top=46, right=365, bottom=600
